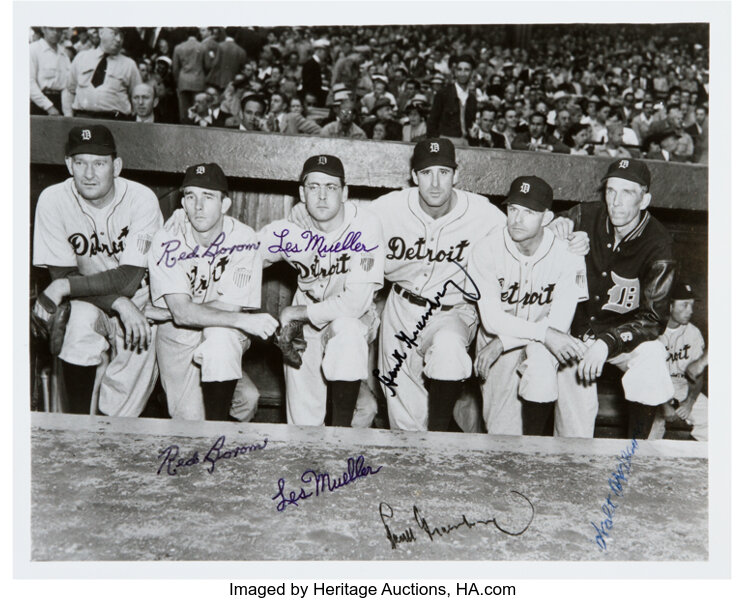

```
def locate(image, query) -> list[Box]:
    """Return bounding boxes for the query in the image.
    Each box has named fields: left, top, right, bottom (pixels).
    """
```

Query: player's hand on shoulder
left=577, top=338, right=609, bottom=384
left=238, top=312, right=279, bottom=339
left=112, top=297, right=152, bottom=352
left=567, top=231, right=590, bottom=256
left=288, top=202, right=314, bottom=229
left=164, top=208, right=187, bottom=235
left=548, top=216, right=575, bottom=240
left=475, top=337, right=504, bottom=380
left=544, top=327, right=586, bottom=365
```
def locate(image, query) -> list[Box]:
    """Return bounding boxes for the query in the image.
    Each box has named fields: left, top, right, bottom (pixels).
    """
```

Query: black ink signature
left=272, top=455, right=383, bottom=512
left=373, top=258, right=481, bottom=397
left=379, top=491, right=535, bottom=550
left=156, top=435, right=269, bottom=475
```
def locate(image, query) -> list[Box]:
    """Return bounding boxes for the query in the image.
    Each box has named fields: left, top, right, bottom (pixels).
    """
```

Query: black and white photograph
left=13, top=0, right=733, bottom=593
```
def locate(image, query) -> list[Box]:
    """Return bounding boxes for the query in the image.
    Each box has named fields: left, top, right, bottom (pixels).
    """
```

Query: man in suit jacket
left=302, top=38, right=329, bottom=105
left=512, top=112, right=570, bottom=154
left=172, top=27, right=208, bottom=123
left=467, top=104, right=506, bottom=148
left=206, top=28, right=247, bottom=90
left=263, top=92, right=322, bottom=135
left=685, top=106, right=708, bottom=164
left=426, top=54, right=477, bottom=146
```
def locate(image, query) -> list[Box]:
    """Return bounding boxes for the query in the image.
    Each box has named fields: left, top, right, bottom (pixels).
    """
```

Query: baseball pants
left=155, top=322, right=257, bottom=421
left=555, top=339, right=674, bottom=438
left=285, top=312, right=379, bottom=427
left=648, top=393, right=708, bottom=441
left=479, top=334, right=559, bottom=436
left=59, top=295, right=158, bottom=417
left=379, top=292, right=478, bottom=431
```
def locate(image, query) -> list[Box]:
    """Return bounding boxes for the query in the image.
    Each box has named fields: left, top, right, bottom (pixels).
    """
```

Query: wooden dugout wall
left=29, top=117, right=709, bottom=412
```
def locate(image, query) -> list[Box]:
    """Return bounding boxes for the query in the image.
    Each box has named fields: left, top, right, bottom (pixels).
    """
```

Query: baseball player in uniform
left=372, top=138, right=505, bottom=431
left=148, top=163, right=277, bottom=421
left=649, top=281, right=708, bottom=441
left=289, top=139, right=589, bottom=432
left=550, top=158, right=676, bottom=438
left=260, top=155, right=385, bottom=427
left=469, top=176, right=589, bottom=436
left=33, top=124, right=162, bottom=416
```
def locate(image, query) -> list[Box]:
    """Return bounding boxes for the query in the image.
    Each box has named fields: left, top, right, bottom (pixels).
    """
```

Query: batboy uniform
left=469, top=176, right=588, bottom=435
left=372, top=138, right=506, bottom=431
left=149, top=163, right=263, bottom=421
left=555, top=158, right=676, bottom=438
left=33, top=124, right=162, bottom=416
left=260, top=155, right=385, bottom=426
left=651, top=281, right=707, bottom=441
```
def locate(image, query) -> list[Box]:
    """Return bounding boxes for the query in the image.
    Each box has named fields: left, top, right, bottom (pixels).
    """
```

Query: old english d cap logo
left=65, top=124, right=117, bottom=156
left=412, top=137, right=457, bottom=172
left=504, top=175, right=553, bottom=212
left=182, top=163, right=229, bottom=194
left=300, top=154, right=345, bottom=182
left=602, top=158, right=651, bottom=187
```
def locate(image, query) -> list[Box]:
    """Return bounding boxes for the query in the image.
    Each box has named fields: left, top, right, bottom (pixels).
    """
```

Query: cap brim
left=413, top=157, right=458, bottom=172
left=503, top=197, right=548, bottom=212
left=300, top=166, right=345, bottom=181
left=602, top=172, right=649, bottom=187
left=67, top=145, right=116, bottom=156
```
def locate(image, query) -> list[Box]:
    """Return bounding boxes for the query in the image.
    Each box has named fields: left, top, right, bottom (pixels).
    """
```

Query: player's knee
left=424, top=330, right=471, bottom=380
left=323, top=326, right=368, bottom=380
left=196, top=328, right=244, bottom=380
left=59, top=302, right=109, bottom=365
left=328, top=316, right=367, bottom=338
left=633, top=340, right=668, bottom=364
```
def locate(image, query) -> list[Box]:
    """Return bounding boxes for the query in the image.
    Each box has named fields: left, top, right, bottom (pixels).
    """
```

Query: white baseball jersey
left=149, top=216, right=262, bottom=309
left=33, top=177, right=162, bottom=275
left=260, top=203, right=385, bottom=326
left=660, top=322, right=705, bottom=401
left=370, top=188, right=505, bottom=305
left=469, top=226, right=589, bottom=350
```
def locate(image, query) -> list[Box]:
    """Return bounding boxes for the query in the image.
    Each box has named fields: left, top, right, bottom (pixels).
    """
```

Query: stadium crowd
left=31, top=23, right=709, bottom=162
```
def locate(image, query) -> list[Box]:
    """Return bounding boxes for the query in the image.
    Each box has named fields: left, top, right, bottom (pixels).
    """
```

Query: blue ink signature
left=156, top=231, right=261, bottom=268
left=379, top=491, right=535, bottom=550
left=272, top=455, right=382, bottom=512
left=267, top=229, right=379, bottom=258
left=590, top=434, right=639, bottom=551
left=373, top=258, right=481, bottom=397
left=156, top=435, right=269, bottom=475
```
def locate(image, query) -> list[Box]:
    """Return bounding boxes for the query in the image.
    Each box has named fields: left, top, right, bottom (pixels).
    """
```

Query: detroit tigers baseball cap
left=602, top=158, right=651, bottom=188
left=65, top=124, right=117, bottom=156
left=300, top=155, right=345, bottom=183
left=670, top=280, right=698, bottom=300
left=181, top=163, right=229, bottom=194
left=411, top=138, right=458, bottom=172
left=503, top=176, right=553, bottom=212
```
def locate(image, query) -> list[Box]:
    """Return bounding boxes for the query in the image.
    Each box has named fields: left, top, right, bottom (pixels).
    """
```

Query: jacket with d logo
left=560, top=201, right=676, bottom=357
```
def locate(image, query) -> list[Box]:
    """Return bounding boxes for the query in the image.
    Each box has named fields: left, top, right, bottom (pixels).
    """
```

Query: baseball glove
left=30, top=293, right=71, bottom=356
left=273, top=319, right=307, bottom=369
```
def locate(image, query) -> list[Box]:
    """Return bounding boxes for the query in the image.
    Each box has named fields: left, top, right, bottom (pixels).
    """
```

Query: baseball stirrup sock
left=329, top=380, right=361, bottom=427
left=202, top=380, right=238, bottom=421
left=61, top=361, right=97, bottom=414
left=522, top=400, right=555, bottom=436
left=428, top=380, right=463, bottom=432
left=627, top=401, right=658, bottom=439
